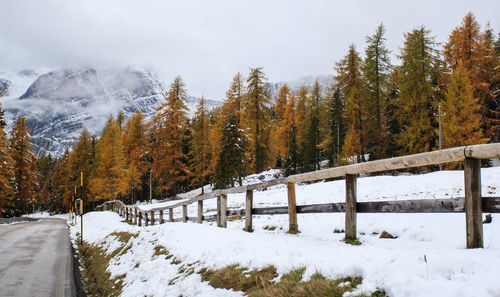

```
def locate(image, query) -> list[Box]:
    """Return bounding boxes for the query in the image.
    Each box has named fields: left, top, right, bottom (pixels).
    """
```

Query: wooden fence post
left=287, top=183, right=298, bottom=233
left=217, top=196, right=222, bottom=227
left=138, top=212, right=142, bottom=227
left=197, top=200, right=203, bottom=224
left=244, top=190, right=253, bottom=232
left=125, top=208, right=129, bottom=221
left=169, top=208, right=174, bottom=222
left=183, top=205, right=188, bottom=223
left=150, top=211, right=155, bottom=225
left=159, top=210, right=164, bottom=224
left=145, top=212, right=149, bottom=226
left=464, top=158, right=483, bottom=248
left=345, top=174, right=357, bottom=241
left=221, top=194, right=227, bottom=228
left=134, top=208, right=137, bottom=224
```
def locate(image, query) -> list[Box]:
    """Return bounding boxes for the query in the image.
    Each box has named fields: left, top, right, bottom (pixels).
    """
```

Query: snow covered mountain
left=0, top=68, right=332, bottom=159
left=0, top=67, right=221, bottom=158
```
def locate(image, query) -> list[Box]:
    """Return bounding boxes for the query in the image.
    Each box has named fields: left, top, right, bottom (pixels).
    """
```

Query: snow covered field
left=70, top=167, right=500, bottom=297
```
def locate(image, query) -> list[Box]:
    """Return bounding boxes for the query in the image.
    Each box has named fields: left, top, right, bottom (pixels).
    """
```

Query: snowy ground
left=70, top=167, right=500, bottom=297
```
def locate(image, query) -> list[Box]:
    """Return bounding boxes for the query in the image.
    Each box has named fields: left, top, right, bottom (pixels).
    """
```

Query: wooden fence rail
left=96, top=143, right=500, bottom=249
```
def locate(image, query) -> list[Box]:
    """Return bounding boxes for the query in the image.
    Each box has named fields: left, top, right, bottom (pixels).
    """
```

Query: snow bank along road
left=73, top=168, right=500, bottom=297
left=0, top=219, right=75, bottom=297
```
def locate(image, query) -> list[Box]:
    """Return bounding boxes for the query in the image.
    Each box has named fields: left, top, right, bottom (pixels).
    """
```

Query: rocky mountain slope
left=1, top=67, right=220, bottom=157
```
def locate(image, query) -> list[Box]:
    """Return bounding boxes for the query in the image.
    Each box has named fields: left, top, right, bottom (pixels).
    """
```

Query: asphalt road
left=0, top=219, right=76, bottom=297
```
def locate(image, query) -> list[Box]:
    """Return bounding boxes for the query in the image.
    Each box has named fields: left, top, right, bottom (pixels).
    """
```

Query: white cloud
left=0, top=0, right=498, bottom=99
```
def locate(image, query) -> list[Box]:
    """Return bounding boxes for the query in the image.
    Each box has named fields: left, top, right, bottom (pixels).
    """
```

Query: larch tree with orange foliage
left=270, top=83, right=290, bottom=167
left=223, top=73, right=246, bottom=126
left=9, top=116, right=38, bottom=216
left=441, top=63, right=488, bottom=150
left=336, top=44, right=364, bottom=163
left=150, top=76, right=190, bottom=196
left=123, top=112, right=147, bottom=203
left=283, top=93, right=298, bottom=175
left=444, top=12, right=499, bottom=141
left=91, top=116, right=128, bottom=200
left=68, top=128, right=95, bottom=207
left=0, top=104, right=14, bottom=216
left=190, top=97, right=212, bottom=193
left=245, top=67, right=271, bottom=174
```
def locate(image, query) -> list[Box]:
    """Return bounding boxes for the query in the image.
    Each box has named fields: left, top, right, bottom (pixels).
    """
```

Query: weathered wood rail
left=97, top=143, right=500, bottom=249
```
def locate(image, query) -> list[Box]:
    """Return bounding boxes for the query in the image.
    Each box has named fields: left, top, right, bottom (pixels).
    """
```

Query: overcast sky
left=1, top=0, right=498, bottom=99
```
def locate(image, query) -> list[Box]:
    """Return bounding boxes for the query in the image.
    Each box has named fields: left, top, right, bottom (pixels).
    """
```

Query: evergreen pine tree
left=49, top=158, right=66, bottom=213
left=321, top=86, right=345, bottom=166
left=294, top=85, right=308, bottom=171
left=303, top=80, right=322, bottom=171
left=117, top=111, right=126, bottom=130
left=283, top=123, right=298, bottom=176
left=382, top=69, right=402, bottom=158
left=362, top=24, right=392, bottom=159
left=214, top=116, right=244, bottom=189
left=36, top=154, right=53, bottom=211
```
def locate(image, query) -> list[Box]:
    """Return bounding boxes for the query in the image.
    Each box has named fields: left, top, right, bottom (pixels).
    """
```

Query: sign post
left=74, top=186, right=77, bottom=225
left=80, top=171, right=83, bottom=245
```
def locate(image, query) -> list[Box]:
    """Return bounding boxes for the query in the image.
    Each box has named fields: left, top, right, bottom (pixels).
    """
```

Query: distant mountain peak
left=3, top=67, right=220, bottom=157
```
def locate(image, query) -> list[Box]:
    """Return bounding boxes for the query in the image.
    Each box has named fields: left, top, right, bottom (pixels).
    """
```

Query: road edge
left=69, top=228, right=87, bottom=297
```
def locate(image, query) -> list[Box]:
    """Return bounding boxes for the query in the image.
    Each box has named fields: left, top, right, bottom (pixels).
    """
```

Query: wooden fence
left=97, top=143, right=500, bottom=249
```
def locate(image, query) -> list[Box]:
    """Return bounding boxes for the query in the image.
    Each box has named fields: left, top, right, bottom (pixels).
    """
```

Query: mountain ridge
left=1, top=67, right=332, bottom=158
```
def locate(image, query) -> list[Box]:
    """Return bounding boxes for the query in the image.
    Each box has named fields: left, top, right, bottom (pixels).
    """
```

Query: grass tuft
left=78, top=241, right=124, bottom=297
left=263, top=225, right=277, bottom=231
left=154, top=245, right=173, bottom=259
left=379, top=231, right=397, bottom=239
left=109, top=231, right=137, bottom=244
left=201, top=264, right=278, bottom=293
left=201, top=264, right=385, bottom=297
left=343, top=238, right=362, bottom=245
left=107, top=232, right=137, bottom=258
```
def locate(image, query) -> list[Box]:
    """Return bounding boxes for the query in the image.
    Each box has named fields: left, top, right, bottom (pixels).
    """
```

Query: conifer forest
left=0, top=13, right=499, bottom=217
